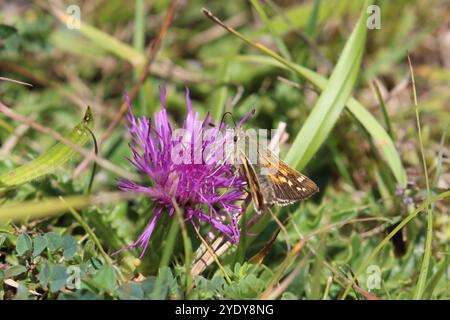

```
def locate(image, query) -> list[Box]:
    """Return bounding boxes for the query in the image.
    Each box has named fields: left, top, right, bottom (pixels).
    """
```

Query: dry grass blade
left=0, top=76, right=33, bottom=87
left=191, top=236, right=231, bottom=277
left=249, top=227, right=281, bottom=265
left=263, top=252, right=311, bottom=300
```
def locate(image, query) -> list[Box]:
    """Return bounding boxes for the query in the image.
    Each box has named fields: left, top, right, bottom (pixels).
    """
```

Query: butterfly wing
left=257, top=147, right=319, bottom=205
left=239, top=150, right=274, bottom=213
left=235, top=127, right=318, bottom=213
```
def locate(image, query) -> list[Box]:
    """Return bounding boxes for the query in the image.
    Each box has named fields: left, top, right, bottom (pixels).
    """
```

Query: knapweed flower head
left=115, top=87, right=249, bottom=257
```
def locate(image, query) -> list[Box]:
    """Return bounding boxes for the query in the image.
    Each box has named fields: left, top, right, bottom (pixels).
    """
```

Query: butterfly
left=231, top=126, right=319, bottom=214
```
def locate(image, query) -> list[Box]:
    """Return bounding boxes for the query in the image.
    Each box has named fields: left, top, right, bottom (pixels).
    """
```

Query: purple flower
left=114, top=87, right=248, bottom=257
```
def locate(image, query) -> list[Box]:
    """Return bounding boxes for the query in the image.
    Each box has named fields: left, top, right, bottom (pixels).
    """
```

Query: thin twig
left=0, top=123, right=30, bottom=157
left=0, top=76, right=33, bottom=87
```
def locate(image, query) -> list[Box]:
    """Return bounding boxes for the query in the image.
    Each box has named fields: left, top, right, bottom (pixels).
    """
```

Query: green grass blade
left=158, top=217, right=180, bottom=269
left=305, top=0, right=321, bottom=36
left=0, top=192, right=130, bottom=223
left=172, top=200, right=193, bottom=296
left=133, top=0, right=148, bottom=116
left=423, top=256, right=448, bottom=299
left=133, top=0, right=145, bottom=53
left=0, top=195, right=91, bottom=222
left=52, top=7, right=144, bottom=67
left=269, top=1, right=360, bottom=35
left=372, top=80, right=394, bottom=139
left=433, top=125, right=449, bottom=188
left=211, top=60, right=230, bottom=121
left=0, top=108, right=94, bottom=190
left=284, top=5, right=367, bottom=170
left=250, top=0, right=293, bottom=62
left=0, top=117, right=15, bottom=133
left=59, top=196, right=114, bottom=267
left=409, top=56, right=433, bottom=300
left=76, top=21, right=144, bottom=67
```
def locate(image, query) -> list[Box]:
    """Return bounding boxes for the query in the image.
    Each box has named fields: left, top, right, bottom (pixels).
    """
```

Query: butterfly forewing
left=234, top=128, right=318, bottom=213
left=258, top=147, right=319, bottom=204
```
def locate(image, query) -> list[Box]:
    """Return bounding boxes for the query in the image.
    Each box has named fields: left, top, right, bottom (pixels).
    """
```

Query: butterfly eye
left=233, top=135, right=238, bottom=142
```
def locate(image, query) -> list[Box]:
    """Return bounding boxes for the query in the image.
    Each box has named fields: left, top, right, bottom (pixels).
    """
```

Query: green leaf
left=141, top=278, right=156, bottom=295
left=91, top=265, right=116, bottom=293
left=38, top=261, right=51, bottom=288
left=150, top=267, right=174, bottom=300
left=285, top=5, right=367, bottom=169
left=0, top=107, right=94, bottom=190
left=16, top=233, right=33, bottom=256
left=4, top=265, right=27, bottom=278
left=14, top=282, right=31, bottom=300
left=83, top=239, right=97, bottom=261
left=89, top=257, right=103, bottom=270
left=62, top=235, right=77, bottom=259
left=45, top=232, right=63, bottom=252
left=0, top=24, right=17, bottom=40
left=0, top=234, right=6, bottom=248
left=32, top=235, right=47, bottom=257
left=281, top=292, right=298, bottom=300
left=118, top=282, right=145, bottom=300
left=49, top=264, right=68, bottom=293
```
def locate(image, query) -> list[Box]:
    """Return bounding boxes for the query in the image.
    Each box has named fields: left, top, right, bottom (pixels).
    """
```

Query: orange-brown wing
left=257, top=148, right=319, bottom=205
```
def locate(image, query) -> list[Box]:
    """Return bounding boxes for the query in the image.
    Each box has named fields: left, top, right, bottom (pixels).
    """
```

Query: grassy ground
left=0, top=0, right=449, bottom=300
